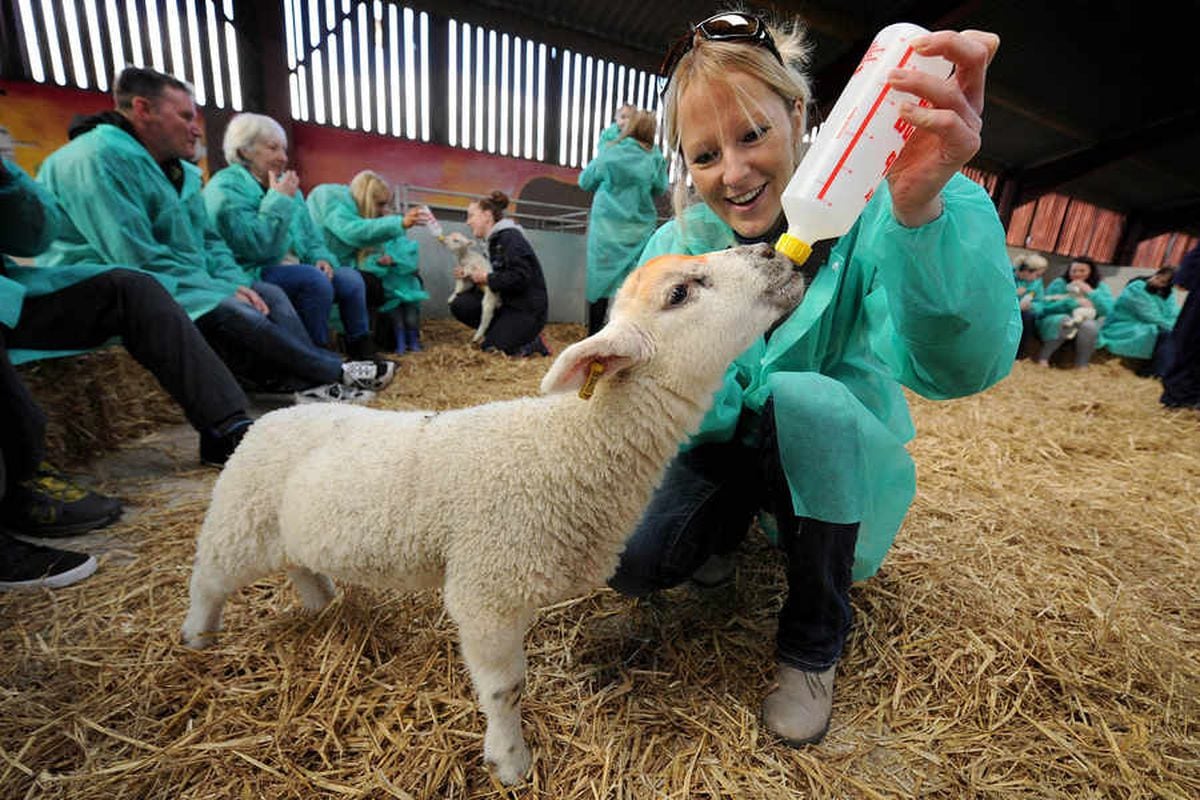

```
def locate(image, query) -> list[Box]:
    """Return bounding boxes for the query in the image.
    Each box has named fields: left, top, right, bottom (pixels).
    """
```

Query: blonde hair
left=348, top=170, right=392, bottom=265
left=616, top=109, right=658, bottom=150
left=349, top=170, right=392, bottom=219
left=661, top=14, right=812, bottom=220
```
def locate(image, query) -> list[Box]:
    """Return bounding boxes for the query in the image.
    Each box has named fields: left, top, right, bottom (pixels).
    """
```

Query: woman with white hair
left=203, top=113, right=377, bottom=360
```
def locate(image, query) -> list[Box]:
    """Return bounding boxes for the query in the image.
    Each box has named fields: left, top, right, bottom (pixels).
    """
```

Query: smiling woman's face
left=677, top=70, right=803, bottom=239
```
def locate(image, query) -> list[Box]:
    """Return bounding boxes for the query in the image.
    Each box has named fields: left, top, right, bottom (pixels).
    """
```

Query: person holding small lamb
left=203, top=113, right=376, bottom=360
left=306, top=171, right=431, bottom=353
left=35, top=67, right=394, bottom=402
left=1034, top=256, right=1114, bottom=368
left=1099, top=267, right=1180, bottom=377
left=604, top=11, right=1018, bottom=749
left=1012, top=252, right=1048, bottom=358
left=450, top=190, right=550, bottom=356
left=578, top=108, right=668, bottom=335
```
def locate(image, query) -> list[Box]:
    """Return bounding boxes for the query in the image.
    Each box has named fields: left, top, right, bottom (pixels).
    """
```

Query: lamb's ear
left=540, top=319, right=653, bottom=396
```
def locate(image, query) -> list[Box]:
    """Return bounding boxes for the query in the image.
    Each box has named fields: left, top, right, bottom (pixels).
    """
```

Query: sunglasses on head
left=657, top=12, right=784, bottom=94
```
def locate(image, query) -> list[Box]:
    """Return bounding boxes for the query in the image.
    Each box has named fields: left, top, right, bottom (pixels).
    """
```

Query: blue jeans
left=196, top=281, right=343, bottom=387
left=260, top=264, right=368, bottom=346
left=608, top=404, right=858, bottom=671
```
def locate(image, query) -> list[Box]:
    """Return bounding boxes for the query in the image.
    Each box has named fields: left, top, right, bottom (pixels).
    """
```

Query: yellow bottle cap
left=774, top=233, right=812, bottom=266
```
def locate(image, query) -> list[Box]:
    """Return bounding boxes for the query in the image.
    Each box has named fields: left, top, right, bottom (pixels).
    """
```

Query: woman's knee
left=331, top=268, right=365, bottom=300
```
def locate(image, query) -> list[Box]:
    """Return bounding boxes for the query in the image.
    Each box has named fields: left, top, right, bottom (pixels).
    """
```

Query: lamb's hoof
left=485, top=741, right=531, bottom=786
left=180, top=628, right=216, bottom=649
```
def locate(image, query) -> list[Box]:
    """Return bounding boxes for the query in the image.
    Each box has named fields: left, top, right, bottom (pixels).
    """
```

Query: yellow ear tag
left=578, top=361, right=606, bottom=400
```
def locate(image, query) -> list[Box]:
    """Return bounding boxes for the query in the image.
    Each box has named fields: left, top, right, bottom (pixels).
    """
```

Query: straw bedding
left=2, top=319, right=1197, bottom=799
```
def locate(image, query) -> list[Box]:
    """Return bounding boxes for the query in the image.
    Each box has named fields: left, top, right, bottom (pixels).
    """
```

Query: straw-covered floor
left=2, top=319, right=1197, bottom=799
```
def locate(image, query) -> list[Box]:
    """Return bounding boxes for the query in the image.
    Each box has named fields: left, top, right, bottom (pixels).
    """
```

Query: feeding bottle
left=774, top=23, right=952, bottom=266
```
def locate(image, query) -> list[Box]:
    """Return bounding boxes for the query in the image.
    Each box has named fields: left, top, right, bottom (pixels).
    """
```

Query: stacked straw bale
left=1, top=319, right=1196, bottom=799
left=17, top=349, right=184, bottom=467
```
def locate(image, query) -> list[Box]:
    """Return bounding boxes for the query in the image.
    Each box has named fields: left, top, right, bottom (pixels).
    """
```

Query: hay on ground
left=1, top=319, right=1197, bottom=799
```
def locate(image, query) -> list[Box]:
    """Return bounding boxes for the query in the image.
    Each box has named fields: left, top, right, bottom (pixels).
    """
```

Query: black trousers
left=608, top=402, right=859, bottom=671
left=1162, top=287, right=1200, bottom=406
left=449, top=287, right=545, bottom=355
left=1, top=270, right=248, bottom=488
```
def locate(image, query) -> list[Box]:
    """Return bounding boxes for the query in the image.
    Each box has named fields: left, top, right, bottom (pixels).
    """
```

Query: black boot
left=345, top=335, right=378, bottom=361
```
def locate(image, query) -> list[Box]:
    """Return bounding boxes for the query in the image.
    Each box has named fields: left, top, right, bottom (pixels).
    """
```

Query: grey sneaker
left=341, top=359, right=395, bottom=390
left=294, top=383, right=375, bottom=405
left=761, top=663, right=836, bottom=746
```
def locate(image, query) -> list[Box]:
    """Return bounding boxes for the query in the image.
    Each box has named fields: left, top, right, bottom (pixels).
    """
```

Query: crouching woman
left=451, top=191, right=549, bottom=356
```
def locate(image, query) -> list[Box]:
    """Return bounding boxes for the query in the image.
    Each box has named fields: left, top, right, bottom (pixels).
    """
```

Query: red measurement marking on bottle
left=818, top=45, right=916, bottom=201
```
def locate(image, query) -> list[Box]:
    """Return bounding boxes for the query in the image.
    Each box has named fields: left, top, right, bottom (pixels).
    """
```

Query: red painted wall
left=0, top=78, right=210, bottom=175
left=289, top=122, right=585, bottom=213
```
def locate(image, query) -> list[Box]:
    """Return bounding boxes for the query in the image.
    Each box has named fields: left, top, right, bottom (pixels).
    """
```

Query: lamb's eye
left=668, top=284, right=689, bottom=306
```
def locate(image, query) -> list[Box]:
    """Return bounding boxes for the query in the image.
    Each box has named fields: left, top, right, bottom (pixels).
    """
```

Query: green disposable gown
left=203, top=163, right=337, bottom=277
left=357, top=237, right=428, bottom=312
left=1035, top=277, right=1115, bottom=341
left=637, top=173, right=1020, bottom=581
left=1014, top=273, right=1045, bottom=314
left=1098, top=279, right=1180, bottom=359
left=305, top=183, right=410, bottom=268
left=579, top=137, right=668, bottom=302
left=37, top=123, right=248, bottom=320
left=2, top=157, right=181, bottom=364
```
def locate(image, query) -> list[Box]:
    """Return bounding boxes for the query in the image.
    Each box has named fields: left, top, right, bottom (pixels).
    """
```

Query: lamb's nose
left=756, top=242, right=776, bottom=259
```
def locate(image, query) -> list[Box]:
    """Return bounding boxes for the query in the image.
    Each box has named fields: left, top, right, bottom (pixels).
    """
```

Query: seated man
left=35, top=66, right=393, bottom=399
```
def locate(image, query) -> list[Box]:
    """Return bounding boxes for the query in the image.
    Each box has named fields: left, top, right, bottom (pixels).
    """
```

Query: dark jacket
left=486, top=218, right=548, bottom=321
left=1176, top=244, right=1200, bottom=292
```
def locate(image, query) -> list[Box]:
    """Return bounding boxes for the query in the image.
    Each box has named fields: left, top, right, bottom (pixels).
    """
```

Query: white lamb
left=440, top=230, right=500, bottom=343
left=180, top=243, right=805, bottom=785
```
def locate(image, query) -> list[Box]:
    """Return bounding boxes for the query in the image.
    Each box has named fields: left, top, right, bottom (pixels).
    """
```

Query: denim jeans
left=260, top=264, right=369, bottom=346
left=608, top=403, right=859, bottom=671
left=196, top=281, right=343, bottom=387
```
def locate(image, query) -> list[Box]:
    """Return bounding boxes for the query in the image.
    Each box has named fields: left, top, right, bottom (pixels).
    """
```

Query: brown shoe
left=761, top=663, right=836, bottom=745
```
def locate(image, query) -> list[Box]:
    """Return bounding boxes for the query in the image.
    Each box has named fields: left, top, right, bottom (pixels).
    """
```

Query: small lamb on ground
left=440, top=230, right=500, bottom=343
left=181, top=242, right=805, bottom=785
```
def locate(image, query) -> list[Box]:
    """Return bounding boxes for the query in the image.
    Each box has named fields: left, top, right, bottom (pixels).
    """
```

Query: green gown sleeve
left=203, top=166, right=295, bottom=274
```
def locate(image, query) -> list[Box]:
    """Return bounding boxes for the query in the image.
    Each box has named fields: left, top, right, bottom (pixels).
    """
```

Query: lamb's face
left=540, top=244, right=804, bottom=398
left=614, top=244, right=805, bottom=379
left=441, top=231, right=473, bottom=257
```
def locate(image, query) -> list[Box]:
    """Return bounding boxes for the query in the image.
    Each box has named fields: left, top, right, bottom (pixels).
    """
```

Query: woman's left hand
left=315, top=259, right=334, bottom=279
left=884, top=29, right=1000, bottom=227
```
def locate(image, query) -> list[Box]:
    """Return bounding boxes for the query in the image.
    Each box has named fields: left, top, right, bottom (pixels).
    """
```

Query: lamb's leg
left=288, top=566, right=336, bottom=610
left=452, top=606, right=533, bottom=785
left=474, top=290, right=498, bottom=343
left=181, top=555, right=245, bottom=649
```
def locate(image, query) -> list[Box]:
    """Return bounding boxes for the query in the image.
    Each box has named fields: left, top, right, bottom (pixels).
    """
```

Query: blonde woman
left=307, top=172, right=430, bottom=352
left=605, top=12, right=1016, bottom=746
